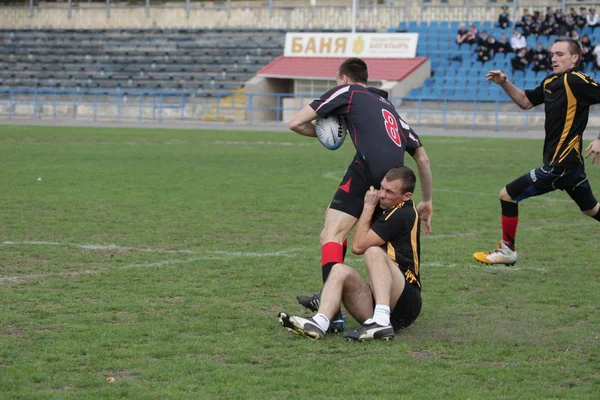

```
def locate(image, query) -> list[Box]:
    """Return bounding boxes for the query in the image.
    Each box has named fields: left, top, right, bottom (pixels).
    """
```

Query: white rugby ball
left=315, top=115, right=348, bottom=150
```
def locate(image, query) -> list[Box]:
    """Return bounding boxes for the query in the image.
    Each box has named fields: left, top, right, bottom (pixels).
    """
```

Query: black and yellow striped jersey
left=370, top=199, right=421, bottom=289
left=525, top=68, right=600, bottom=167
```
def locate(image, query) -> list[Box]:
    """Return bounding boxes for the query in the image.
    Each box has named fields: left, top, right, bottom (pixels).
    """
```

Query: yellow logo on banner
left=352, top=36, right=365, bottom=55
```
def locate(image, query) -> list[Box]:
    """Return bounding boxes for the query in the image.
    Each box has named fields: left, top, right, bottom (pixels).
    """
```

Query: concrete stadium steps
left=201, top=88, right=247, bottom=122
left=0, top=28, right=286, bottom=96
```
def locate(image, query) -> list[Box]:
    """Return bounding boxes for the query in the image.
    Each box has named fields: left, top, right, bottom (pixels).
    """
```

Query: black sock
left=322, top=262, right=336, bottom=283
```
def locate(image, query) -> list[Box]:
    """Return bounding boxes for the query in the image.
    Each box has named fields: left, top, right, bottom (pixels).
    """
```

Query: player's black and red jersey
left=370, top=199, right=421, bottom=289
left=310, top=84, right=422, bottom=184
left=525, top=68, right=600, bottom=167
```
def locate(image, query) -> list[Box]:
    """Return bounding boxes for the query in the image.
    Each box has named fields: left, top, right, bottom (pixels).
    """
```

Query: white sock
left=312, top=313, right=330, bottom=332
left=372, top=304, right=391, bottom=326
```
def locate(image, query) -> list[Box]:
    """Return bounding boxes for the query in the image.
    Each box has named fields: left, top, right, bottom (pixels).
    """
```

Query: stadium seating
left=401, top=21, right=600, bottom=102
left=0, top=28, right=287, bottom=96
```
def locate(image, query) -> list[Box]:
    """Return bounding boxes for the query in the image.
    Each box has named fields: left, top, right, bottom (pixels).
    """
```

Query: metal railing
left=0, top=87, right=581, bottom=131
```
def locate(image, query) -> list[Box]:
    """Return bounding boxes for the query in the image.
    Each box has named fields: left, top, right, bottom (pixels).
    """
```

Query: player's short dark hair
left=338, top=58, right=368, bottom=84
left=554, top=38, right=582, bottom=63
left=385, top=166, right=416, bottom=193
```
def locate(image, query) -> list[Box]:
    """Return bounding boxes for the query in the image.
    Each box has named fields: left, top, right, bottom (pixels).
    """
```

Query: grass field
left=1, top=125, right=599, bottom=399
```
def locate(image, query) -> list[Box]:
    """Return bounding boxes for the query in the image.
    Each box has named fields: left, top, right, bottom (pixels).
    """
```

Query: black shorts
left=329, top=155, right=373, bottom=218
left=391, top=282, right=422, bottom=331
left=505, top=164, right=598, bottom=211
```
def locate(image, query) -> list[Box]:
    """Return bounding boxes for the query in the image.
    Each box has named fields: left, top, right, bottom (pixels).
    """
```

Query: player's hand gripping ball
left=315, top=115, right=348, bottom=150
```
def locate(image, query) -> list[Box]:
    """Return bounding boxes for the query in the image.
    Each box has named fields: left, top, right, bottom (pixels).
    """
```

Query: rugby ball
left=315, top=115, right=348, bottom=150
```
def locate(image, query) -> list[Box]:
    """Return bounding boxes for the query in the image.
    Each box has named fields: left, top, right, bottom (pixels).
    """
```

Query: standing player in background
left=474, top=39, right=600, bottom=266
left=288, top=58, right=433, bottom=332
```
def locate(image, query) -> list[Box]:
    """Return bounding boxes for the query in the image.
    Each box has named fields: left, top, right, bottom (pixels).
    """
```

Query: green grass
left=1, top=125, right=599, bottom=399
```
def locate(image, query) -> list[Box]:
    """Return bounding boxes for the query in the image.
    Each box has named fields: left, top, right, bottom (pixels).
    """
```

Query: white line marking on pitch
left=1, top=241, right=194, bottom=254
left=0, top=250, right=300, bottom=283
left=1, top=241, right=305, bottom=257
left=343, top=257, right=545, bottom=272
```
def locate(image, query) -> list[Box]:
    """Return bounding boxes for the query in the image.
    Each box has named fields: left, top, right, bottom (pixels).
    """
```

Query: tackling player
left=288, top=58, right=433, bottom=331
left=279, top=166, right=422, bottom=341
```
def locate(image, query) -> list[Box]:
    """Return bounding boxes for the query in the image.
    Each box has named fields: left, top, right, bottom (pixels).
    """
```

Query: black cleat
left=278, top=312, right=326, bottom=340
left=343, top=319, right=394, bottom=341
left=296, top=292, right=345, bottom=333
left=296, top=291, right=321, bottom=312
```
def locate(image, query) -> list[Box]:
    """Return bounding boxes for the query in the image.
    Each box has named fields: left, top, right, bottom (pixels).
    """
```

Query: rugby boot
left=473, top=241, right=517, bottom=266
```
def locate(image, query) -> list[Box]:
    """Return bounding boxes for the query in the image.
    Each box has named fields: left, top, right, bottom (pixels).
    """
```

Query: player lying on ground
left=279, top=167, right=422, bottom=341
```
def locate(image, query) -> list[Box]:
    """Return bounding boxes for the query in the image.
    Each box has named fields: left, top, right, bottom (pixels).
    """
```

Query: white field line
left=0, top=238, right=550, bottom=284
left=340, top=257, right=545, bottom=272
left=0, top=249, right=300, bottom=283
left=1, top=241, right=302, bottom=257
left=1, top=241, right=194, bottom=254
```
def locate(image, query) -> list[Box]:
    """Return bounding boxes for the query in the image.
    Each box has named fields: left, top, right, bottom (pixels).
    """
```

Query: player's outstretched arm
left=585, top=138, right=600, bottom=165
left=412, top=147, right=433, bottom=234
left=486, top=70, right=533, bottom=110
left=289, top=105, right=318, bottom=138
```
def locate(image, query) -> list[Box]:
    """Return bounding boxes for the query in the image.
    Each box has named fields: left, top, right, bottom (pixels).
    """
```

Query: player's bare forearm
left=500, top=81, right=533, bottom=110
left=413, top=147, right=432, bottom=203
left=351, top=204, right=376, bottom=255
left=290, top=121, right=317, bottom=138
left=289, top=105, right=319, bottom=137
left=486, top=70, right=533, bottom=110
left=413, top=147, right=433, bottom=233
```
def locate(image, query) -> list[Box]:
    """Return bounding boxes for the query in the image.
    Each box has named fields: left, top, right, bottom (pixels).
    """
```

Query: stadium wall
left=0, top=2, right=550, bottom=31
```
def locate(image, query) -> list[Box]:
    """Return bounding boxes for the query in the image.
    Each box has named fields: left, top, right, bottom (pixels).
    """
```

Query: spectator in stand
left=477, top=30, right=490, bottom=46
left=476, top=36, right=495, bottom=64
left=581, top=34, right=595, bottom=67
left=555, top=9, right=565, bottom=26
left=498, top=5, right=512, bottom=29
left=511, top=47, right=531, bottom=73
left=592, top=42, right=600, bottom=71
left=561, top=14, right=577, bottom=36
left=456, top=23, right=470, bottom=47
left=466, top=24, right=479, bottom=46
left=521, top=14, right=536, bottom=36
left=494, top=33, right=513, bottom=56
left=568, top=7, right=579, bottom=22
left=516, top=8, right=531, bottom=30
left=531, top=42, right=550, bottom=73
left=570, top=28, right=581, bottom=41
left=541, top=15, right=559, bottom=37
left=576, top=7, right=588, bottom=31
left=510, top=29, right=527, bottom=51
left=544, top=7, right=556, bottom=23
left=587, top=9, right=598, bottom=32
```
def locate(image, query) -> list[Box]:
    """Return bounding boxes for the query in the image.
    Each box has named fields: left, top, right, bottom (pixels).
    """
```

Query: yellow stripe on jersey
left=410, top=202, right=420, bottom=276
left=558, top=136, right=581, bottom=163
left=550, top=74, right=577, bottom=164
left=572, top=71, right=599, bottom=86
left=384, top=202, right=404, bottom=221
left=543, top=76, right=558, bottom=91
left=387, top=242, right=397, bottom=266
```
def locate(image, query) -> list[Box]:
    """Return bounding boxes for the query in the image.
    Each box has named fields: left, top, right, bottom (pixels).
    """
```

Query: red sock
left=500, top=200, right=518, bottom=250
left=321, top=242, right=343, bottom=282
left=501, top=215, right=518, bottom=250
